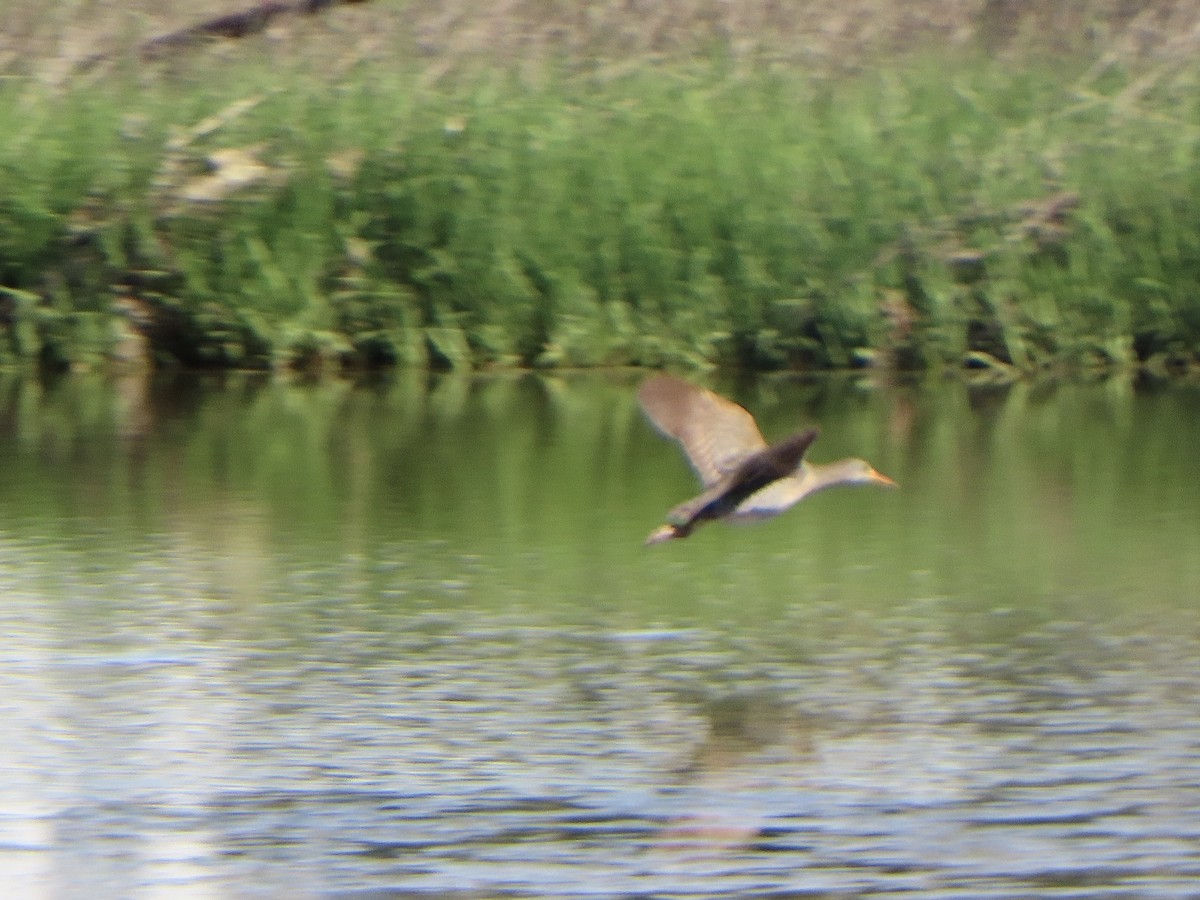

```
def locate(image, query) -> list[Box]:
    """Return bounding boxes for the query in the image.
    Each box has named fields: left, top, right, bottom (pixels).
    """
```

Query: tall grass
left=1, top=28, right=1200, bottom=371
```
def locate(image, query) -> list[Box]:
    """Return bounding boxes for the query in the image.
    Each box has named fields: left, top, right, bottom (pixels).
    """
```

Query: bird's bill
left=869, top=468, right=898, bottom=488
left=645, top=524, right=681, bottom=545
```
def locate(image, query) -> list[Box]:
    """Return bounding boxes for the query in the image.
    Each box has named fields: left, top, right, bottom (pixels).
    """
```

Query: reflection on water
left=1, top=371, right=1199, bottom=897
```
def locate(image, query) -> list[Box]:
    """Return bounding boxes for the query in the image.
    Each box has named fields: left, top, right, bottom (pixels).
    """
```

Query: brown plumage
left=638, top=375, right=896, bottom=545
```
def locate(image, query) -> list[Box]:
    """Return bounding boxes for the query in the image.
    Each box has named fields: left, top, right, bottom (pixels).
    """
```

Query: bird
left=638, top=374, right=896, bottom=545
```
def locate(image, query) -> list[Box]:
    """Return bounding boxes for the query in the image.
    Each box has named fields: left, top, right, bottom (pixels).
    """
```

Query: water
left=1, top=371, right=1199, bottom=898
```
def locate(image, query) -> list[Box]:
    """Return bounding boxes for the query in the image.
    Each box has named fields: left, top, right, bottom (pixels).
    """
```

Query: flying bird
left=638, top=374, right=896, bottom=545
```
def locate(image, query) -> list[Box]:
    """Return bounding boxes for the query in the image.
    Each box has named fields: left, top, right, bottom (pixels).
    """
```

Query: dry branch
left=79, top=0, right=369, bottom=73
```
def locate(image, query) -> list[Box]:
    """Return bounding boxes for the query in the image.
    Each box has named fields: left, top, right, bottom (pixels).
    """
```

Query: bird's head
left=835, top=458, right=898, bottom=488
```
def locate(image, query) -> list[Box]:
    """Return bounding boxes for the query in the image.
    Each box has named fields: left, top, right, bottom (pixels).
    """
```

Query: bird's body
left=638, top=375, right=895, bottom=544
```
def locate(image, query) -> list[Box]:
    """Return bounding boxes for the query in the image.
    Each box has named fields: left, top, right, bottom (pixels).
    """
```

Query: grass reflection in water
left=0, top=371, right=1198, bottom=896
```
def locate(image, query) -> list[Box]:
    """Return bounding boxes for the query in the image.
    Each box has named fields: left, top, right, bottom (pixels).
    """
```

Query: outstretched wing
left=638, top=375, right=767, bottom=487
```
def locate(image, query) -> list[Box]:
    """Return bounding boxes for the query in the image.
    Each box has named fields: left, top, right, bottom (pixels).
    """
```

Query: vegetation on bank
left=2, top=5, right=1200, bottom=373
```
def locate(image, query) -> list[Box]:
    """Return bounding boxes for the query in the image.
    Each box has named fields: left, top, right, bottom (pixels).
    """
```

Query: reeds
left=2, top=2, right=1200, bottom=372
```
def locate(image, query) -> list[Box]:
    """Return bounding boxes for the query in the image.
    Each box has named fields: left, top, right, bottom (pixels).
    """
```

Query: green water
left=1, top=371, right=1199, bottom=896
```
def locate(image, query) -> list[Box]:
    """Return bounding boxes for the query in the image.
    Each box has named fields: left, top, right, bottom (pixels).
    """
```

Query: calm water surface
left=1, top=372, right=1199, bottom=898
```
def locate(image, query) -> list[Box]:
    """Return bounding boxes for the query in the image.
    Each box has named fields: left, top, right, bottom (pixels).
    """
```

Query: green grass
left=2, top=43, right=1200, bottom=373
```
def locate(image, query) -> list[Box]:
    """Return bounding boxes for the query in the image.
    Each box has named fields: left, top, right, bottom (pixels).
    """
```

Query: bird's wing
left=731, top=466, right=819, bottom=519
left=638, top=375, right=767, bottom=488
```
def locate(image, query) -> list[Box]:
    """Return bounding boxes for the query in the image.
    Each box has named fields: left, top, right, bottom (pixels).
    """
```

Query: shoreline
left=2, top=6, right=1199, bottom=375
